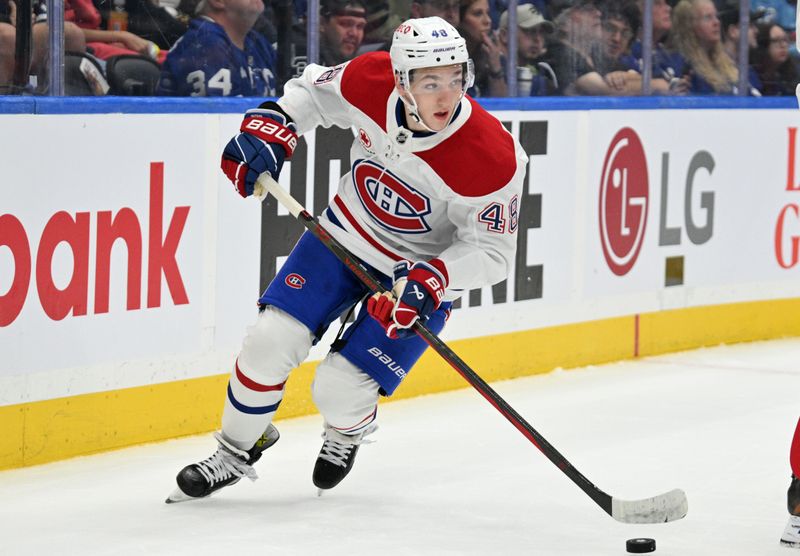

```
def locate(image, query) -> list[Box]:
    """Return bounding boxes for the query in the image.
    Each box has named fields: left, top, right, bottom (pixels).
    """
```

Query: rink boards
left=1, top=97, right=799, bottom=470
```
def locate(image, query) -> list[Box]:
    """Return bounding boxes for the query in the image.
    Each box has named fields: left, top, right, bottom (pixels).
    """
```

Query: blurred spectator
left=670, top=0, right=760, bottom=94
left=497, top=3, right=557, bottom=95
left=752, top=0, right=796, bottom=36
left=33, top=0, right=160, bottom=60
left=360, top=0, right=404, bottom=45
left=545, top=0, right=641, bottom=95
left=156, top=0, right=277, bottom=95
left=101, top=0, right=188, bottom=50
left=719, top=3, right=764, bottom=92
left=548, top=0, right=604, bottom=94
left=719, top=2, right=759, bottom=62
left=620, top=0, right=689, bottom=94
left=1, top=0, right=16, bottom=92
left=752, top=22, right=799, bottom=95
left=601, top=0, right=639, bottom=64
left=498, top=3, right=552, bottom=65
left=319, top=0, right=366, bottom=65
left=595, top=0, right=644, bottom=90
left=486, top=0, right=547, bottom=29
left=0, top=0, right=87, bottom=92
left=411, top=0, right=459, bottom=26
left=459, top=0, right=505, bottom=96
left=286, top=0, right=366, bottom=81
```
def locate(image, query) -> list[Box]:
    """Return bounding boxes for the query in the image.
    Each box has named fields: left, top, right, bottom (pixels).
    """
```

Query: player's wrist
left=256, top=101, right=295, bottom=125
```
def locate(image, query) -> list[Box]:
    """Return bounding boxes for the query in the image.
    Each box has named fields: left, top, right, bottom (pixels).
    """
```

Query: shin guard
left=222, top=306, right=314, bottom=449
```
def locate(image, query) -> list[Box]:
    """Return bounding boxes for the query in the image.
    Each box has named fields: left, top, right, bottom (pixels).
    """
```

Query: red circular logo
left=598, top=128, right=649, bottom=276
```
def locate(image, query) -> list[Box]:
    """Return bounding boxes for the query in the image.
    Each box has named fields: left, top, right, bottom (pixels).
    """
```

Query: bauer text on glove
left=220, top=102, right=298, bottom=198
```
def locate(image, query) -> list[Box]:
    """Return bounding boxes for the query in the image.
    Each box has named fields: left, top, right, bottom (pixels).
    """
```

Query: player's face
left=405, top=65, right=464, bottom=132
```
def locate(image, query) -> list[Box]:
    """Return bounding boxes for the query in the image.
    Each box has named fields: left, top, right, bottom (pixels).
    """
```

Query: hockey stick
left=254, top=175, right=688, bottom=524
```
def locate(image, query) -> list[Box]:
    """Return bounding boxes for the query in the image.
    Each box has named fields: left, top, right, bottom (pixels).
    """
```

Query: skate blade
left=317, top=488, right=324, bottom=497
left=165, top=487, right=202, bottom=504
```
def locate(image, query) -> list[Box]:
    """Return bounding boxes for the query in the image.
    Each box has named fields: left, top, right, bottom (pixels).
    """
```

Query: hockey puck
left=626, top=538, right=656, bottom=553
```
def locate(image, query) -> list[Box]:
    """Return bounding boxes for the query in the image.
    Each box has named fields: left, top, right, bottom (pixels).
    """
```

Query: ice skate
left=782, top=475, right=800, bottom=548
left=782, top=516, right=800, bottom=548
left=312, top=424, right=376, bottom=494
left=166, top=424, right=280, bottom=503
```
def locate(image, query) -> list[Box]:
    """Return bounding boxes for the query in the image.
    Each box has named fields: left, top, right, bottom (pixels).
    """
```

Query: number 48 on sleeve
left=478, top=195, right=519, bottom=233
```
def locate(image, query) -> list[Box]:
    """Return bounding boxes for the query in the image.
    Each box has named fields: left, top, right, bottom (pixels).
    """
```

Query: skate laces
left=318, top=425, right=377, bottom=468
left=195, top=433, right=259, bottom=485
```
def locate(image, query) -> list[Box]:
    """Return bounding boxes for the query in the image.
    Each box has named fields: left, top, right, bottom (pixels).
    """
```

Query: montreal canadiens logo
left=314, top=65, right=343, bottom=84
left=285, top=273, right=306, bottom=289
left=358, top=128, right=372, bottom=150
left=352, top=159, right=431, bottom=234
left=598, top=128, right=649, bottom=276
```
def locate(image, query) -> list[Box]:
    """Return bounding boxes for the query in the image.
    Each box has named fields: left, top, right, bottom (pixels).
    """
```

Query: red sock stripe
left=235, top=360, right=286, bottom=392
left=331, top=406, right=378, bottom=433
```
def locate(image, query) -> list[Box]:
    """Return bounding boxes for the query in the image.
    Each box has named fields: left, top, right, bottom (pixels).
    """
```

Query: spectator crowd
left=0, top=0, right=798, bottom=97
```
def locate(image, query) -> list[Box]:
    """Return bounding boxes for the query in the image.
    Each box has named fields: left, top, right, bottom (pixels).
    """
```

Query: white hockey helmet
left=390, top=17, right=475, bottom=129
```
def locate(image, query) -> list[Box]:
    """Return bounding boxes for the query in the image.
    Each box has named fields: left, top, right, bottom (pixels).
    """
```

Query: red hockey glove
left=367, top=292, right=401, bottom=339
left=367, top=260, right=448, bottom=339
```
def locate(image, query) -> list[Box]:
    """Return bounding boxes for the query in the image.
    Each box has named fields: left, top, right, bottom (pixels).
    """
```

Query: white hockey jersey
left=278, top=51, right=529, bottom=300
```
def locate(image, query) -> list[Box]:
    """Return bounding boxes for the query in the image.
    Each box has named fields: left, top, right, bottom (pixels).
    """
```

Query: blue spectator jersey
left=156, top=17, right=277, bottom=97
left=689, top=66, right=763, bottom=96
left=620, top=40, right=688, bottom=81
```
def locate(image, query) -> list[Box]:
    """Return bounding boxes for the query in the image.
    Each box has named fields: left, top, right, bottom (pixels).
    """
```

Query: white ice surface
left=2, top=338, right=799, bottom=556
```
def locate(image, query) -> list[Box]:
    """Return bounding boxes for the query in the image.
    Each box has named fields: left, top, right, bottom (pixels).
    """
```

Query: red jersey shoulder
left=340, top=51, right=395, bottom=131
left=415, top=98, right=519, bottom=198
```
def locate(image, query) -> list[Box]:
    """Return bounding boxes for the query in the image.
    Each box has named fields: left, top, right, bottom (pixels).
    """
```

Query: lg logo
left=599, top=127, right=718, bottom=279
left=599, top=128, right=649, bottom=276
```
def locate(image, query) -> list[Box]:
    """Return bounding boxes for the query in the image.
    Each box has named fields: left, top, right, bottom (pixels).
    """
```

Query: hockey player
left=785, top=16, right=800, bottom=543
left=166, top=16, right=528, bottom=503
left=781, top=417, right=800, bottom=548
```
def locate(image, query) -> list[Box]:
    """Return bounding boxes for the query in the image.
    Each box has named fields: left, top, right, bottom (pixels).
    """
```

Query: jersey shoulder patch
left=415, top=98, right=518, bottom=198
left=340, top=52, right=395, bottom=131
